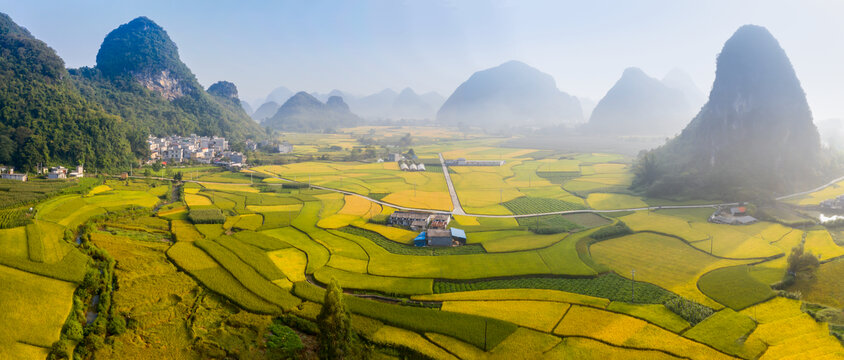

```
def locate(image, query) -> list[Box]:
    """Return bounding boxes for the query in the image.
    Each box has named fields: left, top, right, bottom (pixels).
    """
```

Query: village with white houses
left=147, top=134, right=245, bottom=166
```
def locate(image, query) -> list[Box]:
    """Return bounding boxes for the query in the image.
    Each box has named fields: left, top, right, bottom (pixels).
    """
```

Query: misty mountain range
left=245, top=86, right=445, bottom=123
left=247, top=61, right=707, bottom=136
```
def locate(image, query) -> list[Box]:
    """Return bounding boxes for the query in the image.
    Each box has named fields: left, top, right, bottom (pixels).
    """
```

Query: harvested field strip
left=441, top=300, right=569, bottom=332
left=195, top=238, right=301, bottom=310
left=293, top=281, right=518, bottom=351
left=313, top=266, right=433, bottom=295
left=553, top=305, right=735, bottom=360
left=434, top=274, right=674, bottom=304
left=698, top=265, right=775, bottom=310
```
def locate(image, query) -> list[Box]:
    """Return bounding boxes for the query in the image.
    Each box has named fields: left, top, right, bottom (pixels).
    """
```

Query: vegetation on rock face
left=633, top=25, right=828, bottom=200
left=0, top=12, right=134, bottom=171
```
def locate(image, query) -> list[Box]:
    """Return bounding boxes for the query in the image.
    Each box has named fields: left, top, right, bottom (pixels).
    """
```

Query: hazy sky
left=2, top=0, right=843, bottom=120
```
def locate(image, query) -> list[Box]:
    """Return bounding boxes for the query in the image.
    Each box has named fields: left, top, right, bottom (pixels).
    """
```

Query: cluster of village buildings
left=0, top=165, right=84, bottom=182
left=147, top=134, right=244, bottom=165
left=820, top=195, right=844, bottom=210
left=387, top=211, right=467, bottom=247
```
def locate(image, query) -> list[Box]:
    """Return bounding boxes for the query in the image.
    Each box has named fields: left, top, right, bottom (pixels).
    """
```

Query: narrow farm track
left=439, top=153, right=466, bottom=215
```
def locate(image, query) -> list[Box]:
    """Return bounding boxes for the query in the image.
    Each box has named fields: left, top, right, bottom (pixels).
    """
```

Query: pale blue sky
left=2, top=0, right=843, bottom=120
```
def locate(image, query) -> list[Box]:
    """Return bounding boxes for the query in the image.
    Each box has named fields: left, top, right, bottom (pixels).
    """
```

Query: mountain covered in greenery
left=70, top=17, right=263, bottom=143
left=633, top=25, right=825, bottom=199
left=585, top=67, right=691, bottom=136
left=0, top=12, right=133, bottom=171
left=437, top=60, right=582, bottom=129
left=264, top=92, right=359, bottom=132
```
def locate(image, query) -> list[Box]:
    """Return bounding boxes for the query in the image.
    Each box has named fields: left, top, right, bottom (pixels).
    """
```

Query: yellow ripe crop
left=370, top=326, right=458, bottom=360
left=587, top=193, right=648, bottom=210
left=442, top=300, right=569, bottom=332
left=185, top=193, right=213, bottom=207
left=620, top=211, right=709, bottom=242
left=804, top=230, right=844, bottom=260
left=412, top=288, right=610, bottom=308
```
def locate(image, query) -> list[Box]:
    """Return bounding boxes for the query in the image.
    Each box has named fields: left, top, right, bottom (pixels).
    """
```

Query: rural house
left=389, top=211, right=430, bottom=227
left=426, top=229, right=453, bottom=247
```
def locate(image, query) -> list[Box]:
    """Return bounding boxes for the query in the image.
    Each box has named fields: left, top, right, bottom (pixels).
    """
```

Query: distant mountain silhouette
left=264, top=86, right=294, bottom=105
left=662, top=68, right=706, bottom=114
left=240, top=100, right=253, bottom=116
left=634, top=25, right=823, bottom=198
left=264, top=92, right=359, bottom=132
left=438, top=60, right=582, bottom=128
left=586, top=67, right=690, bottom=136
left=252, top=101, right=279, bottom=123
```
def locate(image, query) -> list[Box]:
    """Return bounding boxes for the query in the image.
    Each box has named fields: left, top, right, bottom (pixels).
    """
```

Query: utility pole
left=631, top=269, right=636, bottom=303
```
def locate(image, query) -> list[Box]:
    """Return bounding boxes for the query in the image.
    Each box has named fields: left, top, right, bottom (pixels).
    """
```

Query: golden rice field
left=12, top=138, right=844, bottom=360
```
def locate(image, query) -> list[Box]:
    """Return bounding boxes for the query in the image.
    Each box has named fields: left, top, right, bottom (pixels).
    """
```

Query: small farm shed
left=450, top=228, right=467, bottom=245
left=414, top=232, right=427, bottom=247
left=427, top=229, right=453, bottom=247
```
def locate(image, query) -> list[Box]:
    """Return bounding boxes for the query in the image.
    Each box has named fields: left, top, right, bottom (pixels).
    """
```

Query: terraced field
left=10, top=139, right=844, bottom=359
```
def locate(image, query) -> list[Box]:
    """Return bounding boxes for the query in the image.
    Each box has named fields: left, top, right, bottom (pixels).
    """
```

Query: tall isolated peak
left=96, top=16, right=195, bottom=100
left=638, top=24, right=823, bottom=197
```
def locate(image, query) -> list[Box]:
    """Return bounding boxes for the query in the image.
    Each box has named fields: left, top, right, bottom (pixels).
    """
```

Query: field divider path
left=124, top=175, right=742, bottom=218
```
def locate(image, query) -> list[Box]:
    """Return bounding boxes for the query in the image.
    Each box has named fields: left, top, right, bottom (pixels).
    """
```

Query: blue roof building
left=450, top=228, right=466, bottom=243
left=414, top=232, right=427, bottom=247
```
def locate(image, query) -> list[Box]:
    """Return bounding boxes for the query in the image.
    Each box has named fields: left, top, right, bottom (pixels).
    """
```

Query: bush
left=266, top=321, right=304, bottom=359
left=47, top=339, right=73, bottom=360
left=188, top=209, right=225, bottom=224
left=663, top=296, right=714, bottom=326
left=64, top=318, right=84, bottom=341
left=280, top=313, right=320, bottom=335
left=590, top=221, right=632, bottom=241
left=108, top=313, right=127, bottom=335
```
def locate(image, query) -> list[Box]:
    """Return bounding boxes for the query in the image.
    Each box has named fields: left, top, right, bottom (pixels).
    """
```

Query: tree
left=787, top=244, right=820, bottom=279
left=173, top=171, right=183, bottom=181
left=317, top=279, right=353, bottom=359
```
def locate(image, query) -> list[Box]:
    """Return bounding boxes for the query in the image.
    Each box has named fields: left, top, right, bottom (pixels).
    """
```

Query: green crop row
left=195, top=238, right=301, bottom=310
left=191, top=267, right=282, bottom=314
left=516, top=215, right=583, bottom=234
left=339, top=226, right=486, bottom=256
left=261, top=211, right=296, bottom=230
left=292, top=281, right=517, bottom=351
left=0, top=249, right=89, bottom=283
left=214, top=235, right=287, bottom=281
left=503, top=196, right=585, bottom=215
left=697, top=265, right=775, bottom=310
left=25, top=223, right=45, bottom=263
left=0, top=207, right=29, bottom=229
left=313, top=266, right=433, bottom=296
left=188, top=209, right=225, bottom=224
left=434, top=273, right=674, bottom=304
left=233, top=231, right=292, bottom=251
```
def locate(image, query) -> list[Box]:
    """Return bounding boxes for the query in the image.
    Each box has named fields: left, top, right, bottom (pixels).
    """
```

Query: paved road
left=439, top=153, right=466, bottom=215
left=775, top=174, right=844, bottom=201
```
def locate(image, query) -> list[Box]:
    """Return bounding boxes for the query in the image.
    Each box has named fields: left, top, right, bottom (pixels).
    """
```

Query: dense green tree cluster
left=0, top=13, right=133, bottom=171
left=0, top=14, right=264, bottom=172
